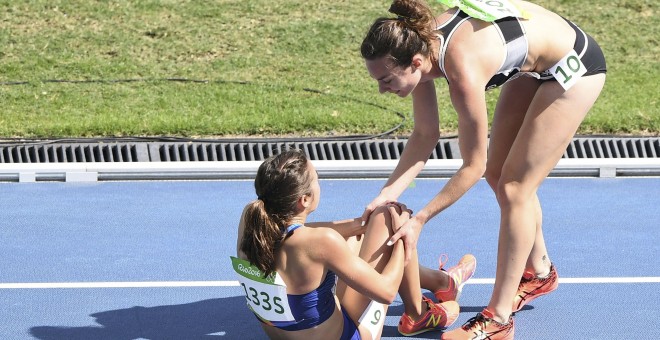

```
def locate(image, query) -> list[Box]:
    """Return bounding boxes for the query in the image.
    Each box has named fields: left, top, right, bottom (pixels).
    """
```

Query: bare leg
left=527, top=195, right=551, bottom=276
left=398, top=248, right=426, bottom=317
left=486, top=77, right=552, bottom=279
left=419, top=266, right=450, bottom=292
left=338, top=205, right=397, bottom=339
left=487, top=74, right=606, bottom=322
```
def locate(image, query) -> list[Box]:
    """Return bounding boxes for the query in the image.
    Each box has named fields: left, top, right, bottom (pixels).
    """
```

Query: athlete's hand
left=385, top=202, right=412, bottom=234
left=387, top=215, right=423, bottom=265
left=361, top=195, right=395, bottom=227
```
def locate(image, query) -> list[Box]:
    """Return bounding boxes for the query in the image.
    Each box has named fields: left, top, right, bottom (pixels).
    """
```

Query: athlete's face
left=305, top=160, right=321, bottom=213
left=365, top=57, right=421, bottom=97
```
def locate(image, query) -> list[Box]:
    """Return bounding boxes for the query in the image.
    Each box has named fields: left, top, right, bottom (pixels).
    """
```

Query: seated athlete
left=234, top=150, right=476, bottom=339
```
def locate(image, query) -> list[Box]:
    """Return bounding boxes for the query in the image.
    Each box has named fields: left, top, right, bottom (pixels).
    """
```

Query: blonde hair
left=361, top=0, right=437, bottom=67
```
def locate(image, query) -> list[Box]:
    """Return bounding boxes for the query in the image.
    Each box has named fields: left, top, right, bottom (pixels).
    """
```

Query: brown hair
left=240, top=150, right=313, bottom=277
left=361, top=0, right=437, bottom=67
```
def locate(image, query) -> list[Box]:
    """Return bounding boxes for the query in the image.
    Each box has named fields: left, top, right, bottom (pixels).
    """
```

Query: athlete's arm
left=361, top=80, right=440, bottom=223
left=306, top=218, right=364, bottom=238
left=388, top=45, right=492, bottom=260
left=415, top=51, right=490, bottom=225
left=311, top=218, right=405, bottom=304
left=380, top=80, right=440, bottom=201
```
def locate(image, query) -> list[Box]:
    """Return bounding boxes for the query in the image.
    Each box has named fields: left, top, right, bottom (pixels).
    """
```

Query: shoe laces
left=462, top=313, right=486, bottom=330
left=438, top=254, right=449, bottom=271
left=423, top=296, right=439, bottom=315
left=461, top=313, right=508, bottom=338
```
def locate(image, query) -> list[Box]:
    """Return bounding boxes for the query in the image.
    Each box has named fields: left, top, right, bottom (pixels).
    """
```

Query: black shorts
left=539, top=19, right=607, bottom=81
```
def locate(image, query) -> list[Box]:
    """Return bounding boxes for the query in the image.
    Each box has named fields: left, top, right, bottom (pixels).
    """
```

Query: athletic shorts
left=539, top=19, right=607, bottom=81
left=341, top=307, right=361, bottom=340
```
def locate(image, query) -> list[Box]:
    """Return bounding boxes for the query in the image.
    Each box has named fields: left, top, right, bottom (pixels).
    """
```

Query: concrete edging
left=1, top=158, right=660, bottom=182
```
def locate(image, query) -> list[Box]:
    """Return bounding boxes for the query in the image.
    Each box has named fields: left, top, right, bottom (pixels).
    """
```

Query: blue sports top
left=257, top=223, right=339, bottom=331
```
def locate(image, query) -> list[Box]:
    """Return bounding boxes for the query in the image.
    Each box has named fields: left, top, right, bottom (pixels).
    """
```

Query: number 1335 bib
left=231, top=256, right=295, bottom=322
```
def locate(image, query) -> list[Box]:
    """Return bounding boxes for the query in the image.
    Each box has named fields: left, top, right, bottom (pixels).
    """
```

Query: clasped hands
left=361, top=200, right=421, bottom=266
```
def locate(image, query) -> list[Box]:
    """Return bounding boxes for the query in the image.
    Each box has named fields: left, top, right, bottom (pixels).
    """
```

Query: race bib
left=436, top=0, right=531, bottom=22
left=358, top=300, right=386, bottom=338
left=549, top=49, right=586, bottom=91
left=231, top=256, right=295, bottom=322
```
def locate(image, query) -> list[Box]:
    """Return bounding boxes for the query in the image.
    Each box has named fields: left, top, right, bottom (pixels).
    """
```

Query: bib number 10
left=551, top=50, right=586, bottom=91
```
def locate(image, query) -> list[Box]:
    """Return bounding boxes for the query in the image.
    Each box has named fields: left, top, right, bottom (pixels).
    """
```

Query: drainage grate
left=563, top=138, right=659, bottom=159
left=0, top=143, right=149, bottom=163
left=0, top=137, right=658, bottom=163
left=149, top=139, right=459, bottom=162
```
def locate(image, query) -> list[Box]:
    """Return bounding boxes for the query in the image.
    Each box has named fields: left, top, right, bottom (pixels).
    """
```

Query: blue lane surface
left=2, top=177, right=659, bottom=339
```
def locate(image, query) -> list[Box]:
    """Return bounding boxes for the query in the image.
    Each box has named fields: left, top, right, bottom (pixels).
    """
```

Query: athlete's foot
left=441, top=308, right=514, bottom=340
left=398, top=296, right=459, bottom=336
left=513, top=263, right=559, bottom=312
left=435, top=254, right=477, bottom=302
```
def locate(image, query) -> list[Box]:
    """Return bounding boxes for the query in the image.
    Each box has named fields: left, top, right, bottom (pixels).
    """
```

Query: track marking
left=469, top=277, right=660, bottom=284
left=1, top=277, right=659, bottom=289
left=0, top=281, right=239, bottom=289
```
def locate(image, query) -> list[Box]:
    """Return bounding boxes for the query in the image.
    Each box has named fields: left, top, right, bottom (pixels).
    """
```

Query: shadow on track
left=30, top=296, right=259, bottom=340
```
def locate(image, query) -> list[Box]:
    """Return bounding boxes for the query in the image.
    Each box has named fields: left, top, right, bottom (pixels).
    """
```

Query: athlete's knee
left=366, top=204, right=395, bottom=234
left=484, top=167, right=501, bottom=191
left=495, top=180, right=532, bottom=208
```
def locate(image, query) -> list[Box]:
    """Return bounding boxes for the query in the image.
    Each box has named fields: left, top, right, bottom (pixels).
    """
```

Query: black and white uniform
left=436, top=10, right=607, bottom=90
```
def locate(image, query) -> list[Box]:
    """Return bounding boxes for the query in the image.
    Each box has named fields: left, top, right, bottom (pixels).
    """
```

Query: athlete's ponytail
left=240, top=199, right=284, bottom=277
left=361, top=0, right=437, bottom=66
left=240, top=150, right=313, bottom=277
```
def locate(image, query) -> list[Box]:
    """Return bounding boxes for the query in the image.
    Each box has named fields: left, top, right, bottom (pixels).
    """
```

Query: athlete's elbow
left=474, top=162, right=487, bottom=178
left=380, top=279, right=400, bottom=303
left=412, top=126, right=440, bottom=142
left=463, top=159, right=487, bottom=179
left=378, top=289, right=398, bottom=304
left=370, top=281, right=397, bottom=304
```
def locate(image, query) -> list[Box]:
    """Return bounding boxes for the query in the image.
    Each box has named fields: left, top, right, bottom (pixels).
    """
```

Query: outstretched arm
left=415, top=71, right=489, bottom=225
left=388, top=55, right=491, bottom=263
left=361, top=80, right=440, bottom=222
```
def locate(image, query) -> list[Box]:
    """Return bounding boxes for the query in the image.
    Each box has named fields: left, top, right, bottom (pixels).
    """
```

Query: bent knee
left=366, top=204, right=397, bottom=234
left=484, top=167, right=501, bottom=191
left=369, top=204, right=393, bottom=223
left=495, top=180, right=535, bottom=208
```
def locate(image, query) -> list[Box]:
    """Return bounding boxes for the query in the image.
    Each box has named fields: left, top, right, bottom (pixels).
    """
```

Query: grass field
left=0, top=0, right=658, bottom=138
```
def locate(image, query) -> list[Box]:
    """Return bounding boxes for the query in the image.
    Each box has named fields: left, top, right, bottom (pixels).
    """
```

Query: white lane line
left=1, top=277, right=659, bottom=289
left=0, top=281, right=240, bottom=289
left=469, top=277, right=660, bottom=284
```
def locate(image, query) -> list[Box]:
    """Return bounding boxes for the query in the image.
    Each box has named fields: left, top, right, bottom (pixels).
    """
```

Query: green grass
left=0, top=0, right=658, bottom=138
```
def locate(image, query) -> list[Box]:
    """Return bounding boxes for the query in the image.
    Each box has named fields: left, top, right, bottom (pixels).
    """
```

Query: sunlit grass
left=0, top=0, right=657, bottom=138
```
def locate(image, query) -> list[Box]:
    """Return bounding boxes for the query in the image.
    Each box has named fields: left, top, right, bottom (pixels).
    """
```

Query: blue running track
left=1, top=177, right=659, bottom=339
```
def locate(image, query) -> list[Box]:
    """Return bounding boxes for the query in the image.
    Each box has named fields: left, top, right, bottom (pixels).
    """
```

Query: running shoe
left=512, top=263, right=558, bottom=312
left=441, top=308, right=514, bottom=340
left=435, top=254, right=477, bottom=302
left=398, top=296, right=459, bottom=336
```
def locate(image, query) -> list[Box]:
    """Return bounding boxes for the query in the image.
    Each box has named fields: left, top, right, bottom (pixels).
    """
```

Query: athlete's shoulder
left=294, top=226, right=349, bottom=262
left=305, top=225, right=344, bottom=244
